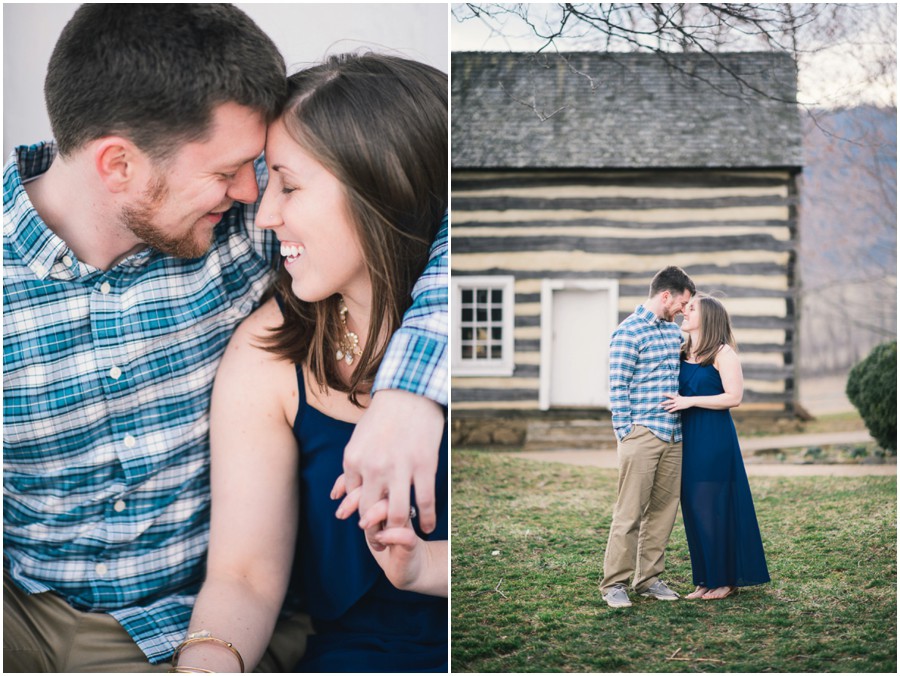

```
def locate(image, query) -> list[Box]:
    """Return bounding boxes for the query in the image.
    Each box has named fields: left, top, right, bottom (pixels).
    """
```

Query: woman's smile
left=279, top=241, right=306, bottom=265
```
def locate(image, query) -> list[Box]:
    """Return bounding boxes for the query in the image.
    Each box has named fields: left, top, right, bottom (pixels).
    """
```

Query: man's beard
left=662, top=305, right=680, bottom=322
left=121, top=175, right=213, bottom=259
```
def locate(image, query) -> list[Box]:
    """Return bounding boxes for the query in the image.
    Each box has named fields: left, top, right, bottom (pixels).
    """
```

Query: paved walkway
left=498, top=430, right=896, bottom=477
left=740, top=430, right=873, bottom=453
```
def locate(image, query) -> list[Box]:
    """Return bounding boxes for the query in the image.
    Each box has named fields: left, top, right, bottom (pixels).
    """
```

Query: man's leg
left=6, top=568, right=314, bottom=672
left=4, top=570, right=168, bottom=672
left=600, top=426, right=664, bottom=592
left=633, top=438, right=683, bottom=592
left=4, top=570, right=57, bottom=672
left=63, top=610, right=171, bottom=672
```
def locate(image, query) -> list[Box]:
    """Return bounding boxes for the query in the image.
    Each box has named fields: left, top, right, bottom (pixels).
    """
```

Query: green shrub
left=849, top=445, right=868, bottom=459
left=804, top=446, right=824, bottom=460
left=846, top=341, right=897, bottom=453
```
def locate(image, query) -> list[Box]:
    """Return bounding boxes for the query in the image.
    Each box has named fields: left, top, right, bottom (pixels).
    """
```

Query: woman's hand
left=333, top=479, right=447, bottom=597
left=662, top=393, right=693, bottom=412
left=357, top=497, right=430, bottom=593
left=364, top=511, right=428, bottom=590
left=333, top=475, right=424, bottom=589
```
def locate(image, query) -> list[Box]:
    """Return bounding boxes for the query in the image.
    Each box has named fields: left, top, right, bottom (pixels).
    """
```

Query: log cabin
left=450, top=51, right=803, bottom=448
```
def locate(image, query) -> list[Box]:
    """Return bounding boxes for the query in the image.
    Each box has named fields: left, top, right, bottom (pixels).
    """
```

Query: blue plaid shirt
left=373, top=214, right=448, bottom=406
left=3, top=142, right=447, bottom=663
left=608, top=305, right=683, bottom=443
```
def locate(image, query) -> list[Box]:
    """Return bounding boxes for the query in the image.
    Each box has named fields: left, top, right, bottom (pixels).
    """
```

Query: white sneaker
left=602, top=584, right=633, bottom=608
left=639, top=579, right=680, bottom=601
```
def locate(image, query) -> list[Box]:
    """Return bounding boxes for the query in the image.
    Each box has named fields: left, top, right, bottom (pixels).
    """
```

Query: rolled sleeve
left=372, top=213, right=448, bottom=406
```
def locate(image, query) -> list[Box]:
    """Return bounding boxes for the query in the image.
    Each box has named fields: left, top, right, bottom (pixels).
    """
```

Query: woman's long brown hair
left=262, top=53, right=447, bottom=405
left=681, top=296, right=738, bottom=366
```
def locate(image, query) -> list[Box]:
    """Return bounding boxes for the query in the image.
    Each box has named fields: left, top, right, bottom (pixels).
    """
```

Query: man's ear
left=93, top=137, right=145, bottom=193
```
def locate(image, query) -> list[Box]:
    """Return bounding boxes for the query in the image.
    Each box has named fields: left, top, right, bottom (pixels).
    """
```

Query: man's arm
left=338, top=214, right=448, bottom=533
left=372, top=212, right=448, bottom=403
left=609, top=326, right=638, bottom=441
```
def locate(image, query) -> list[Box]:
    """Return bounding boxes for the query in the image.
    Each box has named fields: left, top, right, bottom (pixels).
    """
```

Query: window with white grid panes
left=452, top=276, right=515, bottom=376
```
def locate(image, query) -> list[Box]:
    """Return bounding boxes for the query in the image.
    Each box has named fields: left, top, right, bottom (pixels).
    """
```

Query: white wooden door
left=548, top=287, right=614, bottom=407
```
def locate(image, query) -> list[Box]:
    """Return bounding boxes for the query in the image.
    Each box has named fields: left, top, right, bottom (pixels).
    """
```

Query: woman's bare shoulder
left=236, top=295, right=282, bottom=337
left=225, top=296, right=281, bottom=353
left=713, top=343, right=741, bottom=368
left=214, top=296, right=299, bottom=421
left=218, top=296, right=289, bottom=379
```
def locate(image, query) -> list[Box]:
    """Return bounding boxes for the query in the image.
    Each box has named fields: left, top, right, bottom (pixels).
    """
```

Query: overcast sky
left=450, top=3, right=897, bottom=109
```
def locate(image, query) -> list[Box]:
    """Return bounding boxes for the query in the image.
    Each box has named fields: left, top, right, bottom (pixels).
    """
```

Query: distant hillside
left=798, top=105, right=897, bottom=375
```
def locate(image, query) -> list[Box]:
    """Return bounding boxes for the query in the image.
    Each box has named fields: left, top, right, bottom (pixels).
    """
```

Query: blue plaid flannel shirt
left=373, top=214, right=448, bottom=406
left=608, top=304, right=683, bottom=443
left=3, top=142, right=448, bottom=663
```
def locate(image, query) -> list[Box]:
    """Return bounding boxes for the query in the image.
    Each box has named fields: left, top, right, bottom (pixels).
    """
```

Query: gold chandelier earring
left=336, top=297, right=363, bottom=366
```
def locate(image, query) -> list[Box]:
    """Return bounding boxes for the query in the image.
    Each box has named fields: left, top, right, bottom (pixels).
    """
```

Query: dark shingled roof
left=452, top=51, right=803, bottom=170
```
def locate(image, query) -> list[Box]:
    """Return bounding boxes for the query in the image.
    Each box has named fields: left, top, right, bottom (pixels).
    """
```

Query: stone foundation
left=451, top=416, right=528, bottom=447
left=451, top=408, right=803, bottom=449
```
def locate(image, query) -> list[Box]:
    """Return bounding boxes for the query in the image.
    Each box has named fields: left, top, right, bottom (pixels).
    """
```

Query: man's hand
left=331, top=389, right=444, bottom=533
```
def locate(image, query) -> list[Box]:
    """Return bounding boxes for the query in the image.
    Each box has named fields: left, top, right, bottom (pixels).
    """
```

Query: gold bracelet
left=169, top=668, right=214, bottom=674
left=172, top=631, right=245, bottom=673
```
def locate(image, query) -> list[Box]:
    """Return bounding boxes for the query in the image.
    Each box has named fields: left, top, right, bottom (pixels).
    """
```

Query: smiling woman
left=261, top=119, right=368, bottom=306
left=175, top=53, right=449, bottom=674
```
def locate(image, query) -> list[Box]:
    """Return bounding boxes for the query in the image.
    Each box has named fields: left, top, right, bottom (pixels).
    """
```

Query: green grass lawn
left=451, top=451, right=897, bottom=673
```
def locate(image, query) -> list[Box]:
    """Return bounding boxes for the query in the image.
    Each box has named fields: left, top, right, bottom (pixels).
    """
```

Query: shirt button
left=100, top=282, right=111, bottom=295
left=62, top=255, right=73, bottom=267
left=95, top=563, right=109, bottom=576
left=123, top=434, right=136, bottom=448
left=114, top=500, right=126, bottom=513
left=109, top=366, right=122, bottom=380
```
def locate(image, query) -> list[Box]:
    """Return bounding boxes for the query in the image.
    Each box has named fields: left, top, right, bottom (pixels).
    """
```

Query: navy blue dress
left=289, top=363, right=448, bottom=673
left=679, top=360, right=770, bottom=589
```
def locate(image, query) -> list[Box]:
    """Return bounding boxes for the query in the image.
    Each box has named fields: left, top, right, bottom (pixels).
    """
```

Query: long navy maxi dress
left=679, top=360, right=770, bottom=589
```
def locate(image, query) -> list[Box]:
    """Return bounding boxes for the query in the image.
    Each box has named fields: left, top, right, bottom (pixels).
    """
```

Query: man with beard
left=599, top=266, right=695, bottom=608
left=3, top=5, right=447, bottom=671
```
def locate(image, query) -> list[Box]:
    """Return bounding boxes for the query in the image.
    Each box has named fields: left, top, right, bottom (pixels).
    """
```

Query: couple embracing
left=5, top=4, right=446, bottom=673
left=600, top=267, right=770, bottom=608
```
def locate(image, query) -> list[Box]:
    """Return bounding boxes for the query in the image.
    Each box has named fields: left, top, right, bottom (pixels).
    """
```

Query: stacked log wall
left=451, top=169, right=799, bottom=414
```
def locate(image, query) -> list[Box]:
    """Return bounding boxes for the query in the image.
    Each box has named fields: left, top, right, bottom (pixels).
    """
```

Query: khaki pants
left=3, top=570, right=311, bottom=672
left=600, top=424, right=682, bottom=593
